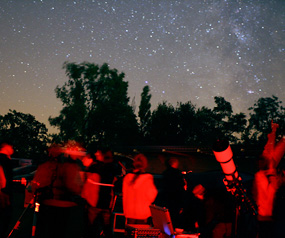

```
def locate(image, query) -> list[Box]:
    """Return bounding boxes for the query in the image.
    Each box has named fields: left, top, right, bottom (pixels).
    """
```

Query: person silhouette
left=0, top=141, right=14, bottom=238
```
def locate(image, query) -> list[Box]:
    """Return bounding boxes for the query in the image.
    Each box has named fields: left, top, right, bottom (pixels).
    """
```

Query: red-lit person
left=252, top=121, right=285, bottom=238
left=162, top=158, right=186, bottom=229
left=31, top=141, right=84, bottom=238
left=123, top=154, right=158, bottom=225
left=84, top=148, right=119, bottom=238
left=190, top=184, right=208, bottom=236
left=0, top=141, right=14, bottom=238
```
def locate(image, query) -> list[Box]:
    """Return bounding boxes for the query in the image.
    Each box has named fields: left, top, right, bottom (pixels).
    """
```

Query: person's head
left=168, top=158, right=179, bottom=169
left=96, top=147, right=113, bottom=163
left=48, top=143, right=63, bottom=158
left=95, top=150, right=104, bottom=162
left=82, top=154, right=94, bottom=168
left=192, top=184, right=206, bottom=200
left=0, top=142, right=14, bottom=159
left=133, top=154, right=148, bottom=172
left=63, top=140, right=86, bottom=160
left=103, top=149, right=113, bottom=163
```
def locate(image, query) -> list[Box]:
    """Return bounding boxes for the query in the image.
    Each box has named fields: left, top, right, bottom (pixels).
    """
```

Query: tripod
left=223, top=177, right=257, bottom=238
left=7, top=193, right=40, bottom=238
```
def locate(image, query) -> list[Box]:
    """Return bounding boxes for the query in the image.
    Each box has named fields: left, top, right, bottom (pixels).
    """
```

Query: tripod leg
left=7, top=201, right=32, bottom=238
left=232, top=205, right=240, bottom=238
left=31, top=202, right=40, bottom=238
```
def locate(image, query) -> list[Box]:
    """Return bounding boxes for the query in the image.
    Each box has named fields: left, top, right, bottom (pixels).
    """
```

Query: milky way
left=0, top=0, right=284, bottom=132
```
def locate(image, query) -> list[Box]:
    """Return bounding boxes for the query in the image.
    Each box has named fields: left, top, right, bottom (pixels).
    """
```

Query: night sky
left=1, top=0, right=284, bottom=133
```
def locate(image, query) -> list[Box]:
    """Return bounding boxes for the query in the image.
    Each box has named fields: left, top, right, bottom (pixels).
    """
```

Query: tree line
left=1, top=62, right=284, bottom=160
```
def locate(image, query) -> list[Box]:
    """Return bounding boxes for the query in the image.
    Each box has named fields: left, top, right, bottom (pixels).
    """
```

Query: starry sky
left=1, top=0, right=284, bottom=133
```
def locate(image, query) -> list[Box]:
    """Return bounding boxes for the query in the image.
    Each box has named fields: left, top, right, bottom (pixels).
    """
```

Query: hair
left=130, top=154, right=148, bottom=185
left=48, top=143, right=63, bottom=158
left=95, top=146, right=113, bottom=162
left=133, top=154, right=148, bottom=171
left=168, top=158, right=178, bottom=167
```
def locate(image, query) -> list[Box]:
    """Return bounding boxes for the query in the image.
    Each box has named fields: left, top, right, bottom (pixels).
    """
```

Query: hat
left=192, top=184, right=205, bottom=196
left=133, top=154, right=148, bottom=170
left=63, top=140, right=86, bottom=157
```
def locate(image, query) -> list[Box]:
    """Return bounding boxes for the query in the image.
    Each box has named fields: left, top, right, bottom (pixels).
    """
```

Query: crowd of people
left=0, top=121, right=284, bottom=238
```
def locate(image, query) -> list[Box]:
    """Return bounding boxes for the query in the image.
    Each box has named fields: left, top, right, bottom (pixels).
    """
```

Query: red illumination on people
left=123, top=154, right=158, bottom=225
left=252, top=121, right=285, bottom=238
left=31, top=141, right=84, bottom=238
left=0, top=141, right=14, bottom=238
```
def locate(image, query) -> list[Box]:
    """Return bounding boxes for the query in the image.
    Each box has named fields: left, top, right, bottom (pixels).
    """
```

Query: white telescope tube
left=213, top=140, right=238, bottom=181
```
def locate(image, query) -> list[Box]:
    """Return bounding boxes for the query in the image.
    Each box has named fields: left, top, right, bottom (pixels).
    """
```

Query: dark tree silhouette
left=213, top=96, right=247, bottom=143
left=247, top=95, right=285, bottom=145
left=0, top=110, right=49, bottom=159
left=176, top=101, right=196, bottom=145
left=193, top=106, right=217, bottom=146
left=138, top=85, right=152, bottom=143
left=149, top=101, right=179, bottom=145
left=49, top=62, right=139, bottom=148
left=148, top=97, right=247, bottom=146
left=3, top=60, right=283, bottom=157
left=227, top=112, right=247, bottom=143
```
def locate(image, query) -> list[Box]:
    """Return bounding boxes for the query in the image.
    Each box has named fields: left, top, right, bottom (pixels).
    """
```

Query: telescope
left=13, top=178, right=28, bottom=186
left=213, top=139, right=238, bottom=181
left=213, top=139, right=257, bottom=216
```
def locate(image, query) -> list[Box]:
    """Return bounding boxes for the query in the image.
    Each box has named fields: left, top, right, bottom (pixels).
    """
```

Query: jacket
left=123, top=172, right=157, bottom=220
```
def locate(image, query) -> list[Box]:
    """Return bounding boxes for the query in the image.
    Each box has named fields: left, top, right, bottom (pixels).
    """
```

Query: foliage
left=213, top=96, right=233, bottom=119
left=212, top=96, right=247, bottom=144
left=226, top=112, right=247, bottom=143
left=138, top=85, right=152, bottom=143
left=149, top=101, right=179, bottom=145
left=49, top=62, right=139, bottom=148
left=193, top=106, right=217, bottom=146
left=176, top=101, right=197, bottom=145
left=2, top=59, right=284, bottom=157
left=0, top=110, right=49, bottom=159
left=247, top=95, right=285, bottom=144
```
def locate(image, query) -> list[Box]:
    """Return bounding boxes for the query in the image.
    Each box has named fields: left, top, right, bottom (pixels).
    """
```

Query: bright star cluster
left=0, top=0, right=284, bottom=133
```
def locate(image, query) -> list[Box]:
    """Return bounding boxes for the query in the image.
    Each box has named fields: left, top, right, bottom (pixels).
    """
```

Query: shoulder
left=139, top=173, right=154, bottom=181
left=124, top=172, right=134, bottom=179
left=123, top=172, right=138, bottom=182
left=37, top=160, right=54, bottom=169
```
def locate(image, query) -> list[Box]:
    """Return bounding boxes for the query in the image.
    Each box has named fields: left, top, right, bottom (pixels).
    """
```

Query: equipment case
left=125, top=224, right=161, bottom=238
